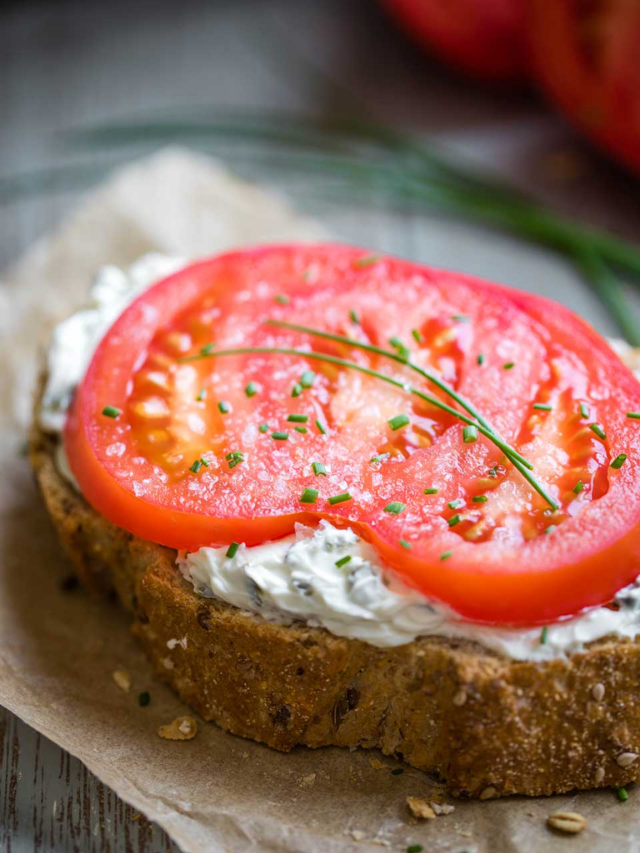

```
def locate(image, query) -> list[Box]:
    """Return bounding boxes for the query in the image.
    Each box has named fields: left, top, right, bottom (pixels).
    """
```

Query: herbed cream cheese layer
left=39, top=255, right=640, bottom=661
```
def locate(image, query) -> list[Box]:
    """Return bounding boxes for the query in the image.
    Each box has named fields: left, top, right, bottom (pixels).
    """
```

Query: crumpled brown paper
left=0, top=147, right=637, bottom=852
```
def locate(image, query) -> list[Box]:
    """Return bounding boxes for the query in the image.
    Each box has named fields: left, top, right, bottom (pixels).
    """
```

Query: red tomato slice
left=378, top=0, right=528, bottom=83
left=65, top=244, right=640, bottom=626
left=529, top=0, right=640, bottom=175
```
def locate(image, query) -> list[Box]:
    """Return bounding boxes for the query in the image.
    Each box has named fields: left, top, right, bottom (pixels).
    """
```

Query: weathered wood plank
left=0, top=707, right=178, bottom=852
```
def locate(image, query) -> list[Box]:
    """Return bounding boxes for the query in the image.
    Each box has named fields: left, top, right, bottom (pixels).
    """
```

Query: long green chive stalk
left=180, top=345, right=557, bottom=509
left=61, top=113, right=640, bottom=288
left=263, top=319, right=532, bottom=470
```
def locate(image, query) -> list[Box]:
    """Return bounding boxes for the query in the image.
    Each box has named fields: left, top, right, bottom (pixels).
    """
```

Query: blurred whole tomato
left=379, top=0, right=640, bottom=176
left=528, top=0, right=640, bottom=175
left=378, top=0, right=528, bottom=83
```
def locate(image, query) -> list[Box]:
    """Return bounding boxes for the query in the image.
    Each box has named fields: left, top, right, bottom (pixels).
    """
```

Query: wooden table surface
left=2, top=0, right=639, bottom=850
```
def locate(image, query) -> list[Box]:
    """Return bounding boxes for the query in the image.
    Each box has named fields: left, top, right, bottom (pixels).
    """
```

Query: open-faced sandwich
left=30, top=243, right=640, bottom=798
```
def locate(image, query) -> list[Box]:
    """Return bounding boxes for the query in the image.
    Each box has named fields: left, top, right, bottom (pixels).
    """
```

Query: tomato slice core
left=65, top=244, right=640, bottom=625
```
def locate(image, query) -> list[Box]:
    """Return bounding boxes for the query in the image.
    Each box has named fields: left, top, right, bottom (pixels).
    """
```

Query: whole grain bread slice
left=29, top=419, right=640, bottom=798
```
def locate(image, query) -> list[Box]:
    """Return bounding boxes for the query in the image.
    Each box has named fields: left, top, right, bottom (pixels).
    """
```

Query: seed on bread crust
left=617, top=752, right=639, bottom=768
left=479, top=786, right=498, bottom=800
left=452, top=689, right=467, bottom=706
left=158, top=716, right=198, bottom=740
left=591, top=683, right=605, bottom=701
left=547, top=812, right=587, bottom=834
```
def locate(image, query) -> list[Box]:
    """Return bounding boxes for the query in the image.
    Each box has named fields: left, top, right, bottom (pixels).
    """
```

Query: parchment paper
left=1, top=147, right=637, bottom=852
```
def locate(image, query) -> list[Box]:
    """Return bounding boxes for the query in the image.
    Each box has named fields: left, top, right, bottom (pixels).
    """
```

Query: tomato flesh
left=65, top=244, right=640, bottom=625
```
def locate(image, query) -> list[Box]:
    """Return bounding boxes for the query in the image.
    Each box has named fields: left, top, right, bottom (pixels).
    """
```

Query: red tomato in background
left=378, top=0, right=528, bottom=84
left=528, top=0, right=640, bottom=176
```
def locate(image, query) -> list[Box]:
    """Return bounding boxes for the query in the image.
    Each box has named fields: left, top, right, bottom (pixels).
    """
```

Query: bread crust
left=29, top=421, right=640, bottom=798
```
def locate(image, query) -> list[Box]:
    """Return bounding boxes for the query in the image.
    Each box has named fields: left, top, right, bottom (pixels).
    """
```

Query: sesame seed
left=617, top=752, right=639, bottom=768
left=452, top=689, right=467, bottom=707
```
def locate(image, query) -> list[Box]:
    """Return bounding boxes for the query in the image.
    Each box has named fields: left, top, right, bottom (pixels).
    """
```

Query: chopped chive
left=300, top=370, right=316, bottom=388
left=440, top=550, right=453, bottom=561
left=244, top=381, right=259, bottom=398
left=259, top=422, right=269, bottom=433
left=424, top=488, right=438, bottom=495
left=452, top=314, right=470, bottom=322
left=448, top=499, right=464, bottom=510
left=294, top=426, right=308, bottom=434
left=315, top=418, right=327, bottom=435
left=287, top=413, right=309, bottom=423
left=291, top=383, right=303, bottom=398
left=388, top=413, right=410, bottom=431
left=274, top=294, right=290, bottom=304
left=299, top=488, right=319, bottom=504
left=617, top=787, right=629, bottom=802
left=411, top=328, right=423, bottom=344
left=138, top=691, right=151, bottom=707
left=533, top=403, right=553, bottom=411
left=189, top=459, right=203, bottom=473
left=328, top=492, right=352, bottom=505
left=611, top=453, right=628, bottom=469
left=391, top=768, right=404, bottom=776
left=200, top=342, right=216, bottom=356
left=448, top=514, right=461, bottom=527
left=399, top=539, right=412, bottom=549
left=349, top=309, right=359, bottom=324
left=196, top=387, right=207, bottom=402
left=312, top=461, right=327, bottom=476
left=218, top=401, right=230, bottom=414
left=477, top=353, right=485, bottom=365
left=472, top=495, right=488, bottom=503
left=101, top=405, right=121, bottom=419
left=388, top=336, right=410, bottom=361
left=488, top=466, right=498, bottom=478
left=573, top=480, right=584, bottom=494
left=627, top=412, right=640, bottom=420
left=503, top=362, right=515, bottom=370
left=335, top=555, right=351, bottom=568
left=272, top=431, right=289, bottom=441
left=590, top=423, right=607, bottom=440
left=540, top=626, right=549, bottom=644
left=580, top=402, right=590, bottom=419
left=225, top=451, right=244, bottom=470
left=406, top=846, right=423, bottom=853
left=463, top=424, right=478, bottom=443
left=545, top=524, right=556, bottom=534
left=354, top=253, right=380, bottom=268
left=226, top=542, right=239, bottom=559
left=384, top=501, right=406, bottom=515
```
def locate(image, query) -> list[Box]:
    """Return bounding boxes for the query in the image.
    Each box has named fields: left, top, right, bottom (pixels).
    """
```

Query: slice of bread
left=29, top=415, right=640, bottom=798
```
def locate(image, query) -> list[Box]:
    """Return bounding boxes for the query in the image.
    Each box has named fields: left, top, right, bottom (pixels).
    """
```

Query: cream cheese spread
left=180, top=519, right=640, bottom=660
left=40, top=256, right=640, bottom=660
left=39, top=253, right=185, bottom=434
